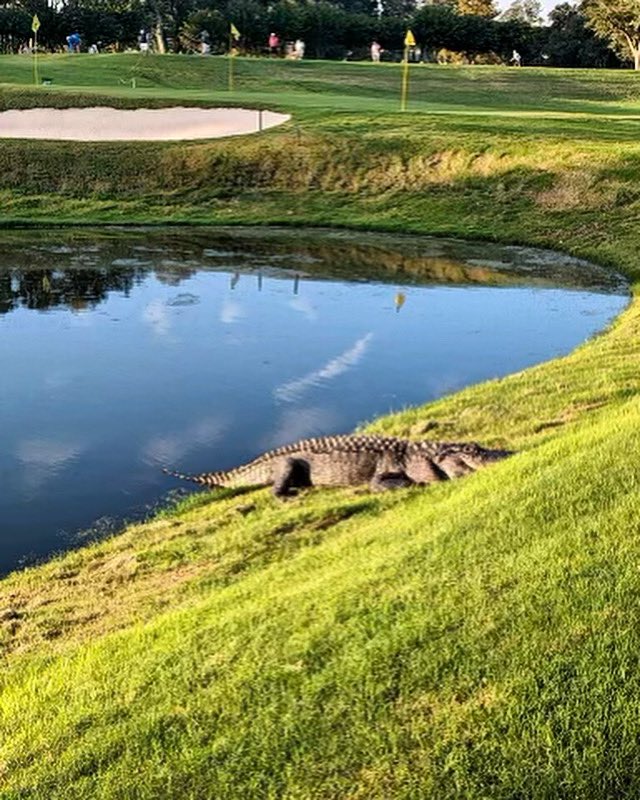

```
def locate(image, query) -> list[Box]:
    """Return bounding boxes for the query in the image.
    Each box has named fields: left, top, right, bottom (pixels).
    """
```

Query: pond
left=0, top=227, right=628, bottom=574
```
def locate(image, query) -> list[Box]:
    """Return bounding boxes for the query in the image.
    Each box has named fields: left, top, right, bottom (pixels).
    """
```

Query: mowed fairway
left=3, top=57, right=640, bottom=798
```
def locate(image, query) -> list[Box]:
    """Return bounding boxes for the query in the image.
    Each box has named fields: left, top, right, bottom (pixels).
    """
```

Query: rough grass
left=2, top=56, right=640, bottom=797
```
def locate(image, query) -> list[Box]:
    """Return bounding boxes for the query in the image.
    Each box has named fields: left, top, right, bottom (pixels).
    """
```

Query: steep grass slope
left=2, top=57, right=640, bottom=797
left=3, top=401, right=640, bottom=798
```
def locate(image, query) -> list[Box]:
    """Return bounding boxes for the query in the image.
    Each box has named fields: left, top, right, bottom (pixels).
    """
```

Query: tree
left=495, top=18, right=546, bottom=63
left=334, top=0, right=378, bottom=18
left=179, top=8, right=227, bottom=52
left=582, top=0, right=640, bottom=69
left=412, top=3, right=462, bottom=52
left=545, top=3, right=619, bottom=68
left=500, top=0, right=542, bottom=26
left=57, top=0, right=143, bottom=50
left=295, top=3, right=358, bottom=59
left=455, top=0, right=497, bottom=18
left=450, top=12, right=496, bottom=56
left=0, top=7, right=31, bottom=52
left=379, top=0, right=416, bottom=19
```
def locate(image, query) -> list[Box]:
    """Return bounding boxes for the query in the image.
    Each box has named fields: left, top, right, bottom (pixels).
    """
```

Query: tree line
left=0, top=0, right=635, bottom=70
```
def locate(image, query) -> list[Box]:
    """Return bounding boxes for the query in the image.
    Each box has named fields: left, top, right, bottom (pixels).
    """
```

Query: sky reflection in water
left=0, top=228, right=629, bottom=573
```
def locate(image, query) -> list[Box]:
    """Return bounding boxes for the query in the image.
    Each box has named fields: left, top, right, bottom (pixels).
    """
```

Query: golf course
left=2, top=54, right=640, bottom=797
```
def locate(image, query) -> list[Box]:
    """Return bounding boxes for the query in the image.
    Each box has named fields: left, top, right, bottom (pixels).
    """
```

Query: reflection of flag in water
left=230, top=23, right=241, bottom=40
left=394, top=292, right=406, bottom=313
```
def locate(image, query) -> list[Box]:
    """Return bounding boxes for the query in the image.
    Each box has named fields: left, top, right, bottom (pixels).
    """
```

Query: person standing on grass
left=371, top=41, right=382, bottom=62
left=66, top=32, right=81, bottom=53
left=138, top=29, right=150, bottom=53
left=269, top=32, right=280, bottom=57
left=294, top=39, right=305, bottom=60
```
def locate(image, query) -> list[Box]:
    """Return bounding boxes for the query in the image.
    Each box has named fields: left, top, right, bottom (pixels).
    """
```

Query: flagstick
left=33, top=29, right=39, bottom=86
left=228, top=33, right=233, bottom=92
left=401, top=46, right=409, bottom=112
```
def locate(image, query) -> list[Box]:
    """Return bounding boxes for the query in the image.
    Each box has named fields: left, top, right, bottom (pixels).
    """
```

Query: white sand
left=0, top=106, right=290, bottom=141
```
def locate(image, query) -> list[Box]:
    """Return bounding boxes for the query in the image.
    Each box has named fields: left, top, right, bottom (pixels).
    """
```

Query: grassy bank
left=2, top=56, right=640, bottom=797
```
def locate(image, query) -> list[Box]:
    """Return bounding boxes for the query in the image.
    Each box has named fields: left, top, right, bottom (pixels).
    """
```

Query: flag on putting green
left=32, top=14, right=40, bottom=32
left=230, top=23, right=240, bottom=40
left=404, top=29, right=415, bottom=47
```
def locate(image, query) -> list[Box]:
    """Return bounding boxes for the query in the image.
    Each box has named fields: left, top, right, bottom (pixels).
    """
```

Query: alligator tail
left=162, top=467, right=221, bottom=487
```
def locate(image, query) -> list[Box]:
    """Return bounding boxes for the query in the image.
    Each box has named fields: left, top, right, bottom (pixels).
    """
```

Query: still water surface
left=0, top=228, right=628, bottom=573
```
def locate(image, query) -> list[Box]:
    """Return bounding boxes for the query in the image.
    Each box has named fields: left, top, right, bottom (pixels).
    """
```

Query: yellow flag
left=32, top=14, right=40, bottom=33
left=230, top=23, right=240, bottom=40
left=401, top=30, right=414, bottom=111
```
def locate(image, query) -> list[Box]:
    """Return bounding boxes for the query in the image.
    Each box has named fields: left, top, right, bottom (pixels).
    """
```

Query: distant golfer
left=138, top=29, right=150, bottom=53
left=511, top=49, right=521, bottom=67
left=268, top=32, right=280, bottom=57
left=294, top=39, right=305, bottom=60
left=66, top=32, right=81, bottom=53
left=371, top=41, right=382, bottom=63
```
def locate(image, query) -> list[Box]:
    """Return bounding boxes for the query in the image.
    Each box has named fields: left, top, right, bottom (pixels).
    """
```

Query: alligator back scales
left=164, top=434, right=512, bottom=497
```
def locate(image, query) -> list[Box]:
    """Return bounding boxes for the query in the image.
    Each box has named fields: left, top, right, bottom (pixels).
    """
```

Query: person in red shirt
left=268, top=32, right=280, bottom=56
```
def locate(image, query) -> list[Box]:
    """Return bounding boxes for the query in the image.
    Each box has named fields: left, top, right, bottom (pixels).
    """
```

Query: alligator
left=163, top=434, right=512, bottom=497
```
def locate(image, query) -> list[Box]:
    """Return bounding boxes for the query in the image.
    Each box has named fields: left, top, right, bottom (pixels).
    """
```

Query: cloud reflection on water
left=288, top=296, right=318, bottom=321
left=274, top=333, right=374, bottom=404
left=263, top=406, right=342, bottom=451
left=220, top=299, right=245, bottom=324
left=141, top=415, right=229, bottom=468
left=16, top=437, right=86, bottom=494
left=143, top=299, right=172, bottom=338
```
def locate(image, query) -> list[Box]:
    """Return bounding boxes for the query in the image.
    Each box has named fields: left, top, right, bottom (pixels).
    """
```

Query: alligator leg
left=369, top=471, right=415, bottom=492
left=272, top=457, right=312, bottom=498
left=435, top=454, right=475, bottom=479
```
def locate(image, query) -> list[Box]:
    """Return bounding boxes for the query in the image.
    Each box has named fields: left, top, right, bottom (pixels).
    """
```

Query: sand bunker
left=0, top=107, right=290, bottom=141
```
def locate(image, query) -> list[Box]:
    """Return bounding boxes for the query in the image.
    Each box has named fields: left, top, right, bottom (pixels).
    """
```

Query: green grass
left=3, top=55, right=640, bottom=797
